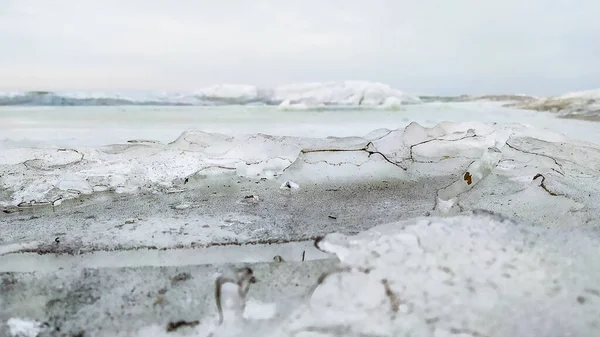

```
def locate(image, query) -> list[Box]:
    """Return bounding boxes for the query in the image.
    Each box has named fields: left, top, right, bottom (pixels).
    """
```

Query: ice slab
left=2, top=121, right=600, bottom=230
left=269, top=212, right=600, bottom=337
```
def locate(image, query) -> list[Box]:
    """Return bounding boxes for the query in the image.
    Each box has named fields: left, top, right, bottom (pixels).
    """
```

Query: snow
left=0, top=81, right=420, bottom=107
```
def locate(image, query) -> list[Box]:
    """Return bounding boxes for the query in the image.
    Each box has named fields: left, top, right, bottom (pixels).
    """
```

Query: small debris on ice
left=171, top=272, right=192, bottom=285
left=280, top=181, right=300, bottom=189
left=124, top=218, right=137, bottom=224
left=242, top=195, right=260, bottom=203
left=165, top=320, right=199, bottom=332
left=273, top=255, right=285, bottom=262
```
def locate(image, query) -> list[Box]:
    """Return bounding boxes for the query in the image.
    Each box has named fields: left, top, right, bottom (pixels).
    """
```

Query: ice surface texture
left=0, top=81, right=420, bottom=107
left=2, top=121, right=599, bottom=228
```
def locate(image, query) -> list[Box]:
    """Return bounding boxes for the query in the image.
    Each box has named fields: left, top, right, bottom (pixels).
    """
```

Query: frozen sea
left=2, top=100, right=600, bottom=337
left=1, top=101, right=599, bottom=148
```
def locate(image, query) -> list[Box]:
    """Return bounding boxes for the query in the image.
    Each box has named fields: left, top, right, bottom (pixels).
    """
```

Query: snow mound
left=269, top=212, right=600, bottom=337
left=0, top=82, right=420, bottom=107
left=510, top=89, right=600, bottom=120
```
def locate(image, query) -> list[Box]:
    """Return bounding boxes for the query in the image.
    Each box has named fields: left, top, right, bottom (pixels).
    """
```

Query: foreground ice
left=3, top=212, right=599, bottom=337
left=510, top=89, right=600, bottom=120
left=265, top=212, right=600, bottom=337
left=0, top=81, right=420, bottom=108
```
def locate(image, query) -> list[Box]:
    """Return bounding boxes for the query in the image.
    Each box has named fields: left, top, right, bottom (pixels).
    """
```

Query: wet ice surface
left=2, top=103, right=600, bottom=336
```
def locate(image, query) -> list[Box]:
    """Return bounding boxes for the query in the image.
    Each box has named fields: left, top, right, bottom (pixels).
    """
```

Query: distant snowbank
left=509, top=89, right=600, bottom=120
left=0, top=81, right=421, bottom=107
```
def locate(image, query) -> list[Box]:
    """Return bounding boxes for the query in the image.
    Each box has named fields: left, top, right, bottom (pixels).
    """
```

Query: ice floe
left=2, top=121, right=600, bottom=230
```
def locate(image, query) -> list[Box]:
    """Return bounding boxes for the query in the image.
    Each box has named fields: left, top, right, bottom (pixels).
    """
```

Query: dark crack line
left=533, top=173, right=564, bottom=197
left=505, top=140, right=565, bottom=176
left=409, top=133, right=477, bottom=162
left=13, top=236, right=325, bottom=256
left=290, top=144, right=408, bottom=171
left=364, top=142, right=408, bottom=171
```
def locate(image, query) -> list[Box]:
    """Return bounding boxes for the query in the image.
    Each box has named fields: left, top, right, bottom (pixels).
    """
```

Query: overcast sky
left=0, top=0, right=598, bottom=95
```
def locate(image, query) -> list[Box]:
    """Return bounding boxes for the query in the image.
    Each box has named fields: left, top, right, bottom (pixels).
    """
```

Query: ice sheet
left=2, top=120, right=599, bottom=232
left=2, top=102, right=599, bottom=151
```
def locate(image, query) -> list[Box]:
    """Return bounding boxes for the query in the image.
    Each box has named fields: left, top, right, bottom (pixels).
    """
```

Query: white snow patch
left=6, top=318, right=45, bottom=337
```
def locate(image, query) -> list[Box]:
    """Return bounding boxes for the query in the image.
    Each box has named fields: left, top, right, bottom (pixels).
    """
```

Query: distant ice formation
left=0, top=81, right=421, bottom=107
left=510, top=89, right=600, bottom=120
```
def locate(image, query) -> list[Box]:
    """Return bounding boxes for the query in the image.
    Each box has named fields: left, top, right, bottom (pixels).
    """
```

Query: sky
left=0, top=0, right=599, bottom=96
